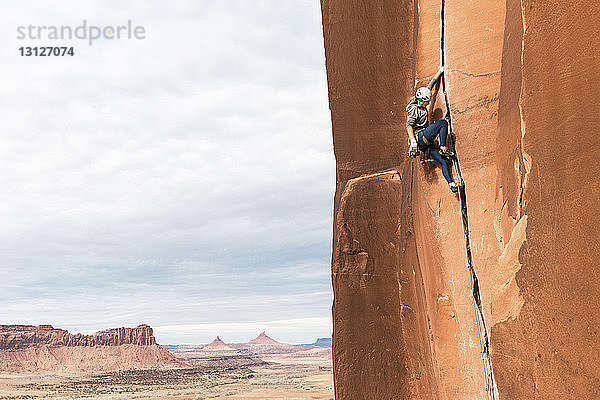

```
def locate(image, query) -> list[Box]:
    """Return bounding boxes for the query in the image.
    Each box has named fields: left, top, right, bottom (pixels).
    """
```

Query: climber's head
left=415, top=87, right=431, bottom=106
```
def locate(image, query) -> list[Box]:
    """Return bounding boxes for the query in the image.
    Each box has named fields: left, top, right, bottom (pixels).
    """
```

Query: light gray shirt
left=406, top=103, right=428, bottom=130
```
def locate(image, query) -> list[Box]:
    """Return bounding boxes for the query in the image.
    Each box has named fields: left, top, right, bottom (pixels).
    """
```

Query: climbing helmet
left=415, top=87, right=431, bottom=102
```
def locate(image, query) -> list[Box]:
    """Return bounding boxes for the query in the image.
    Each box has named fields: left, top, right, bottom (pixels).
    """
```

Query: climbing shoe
left=449, top=182, right=459, bottom=193
left=440, top=147, right=454, bottom=158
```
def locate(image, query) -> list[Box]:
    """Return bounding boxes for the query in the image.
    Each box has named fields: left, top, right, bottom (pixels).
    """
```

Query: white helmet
left=415, top=87, right=431, bottom=102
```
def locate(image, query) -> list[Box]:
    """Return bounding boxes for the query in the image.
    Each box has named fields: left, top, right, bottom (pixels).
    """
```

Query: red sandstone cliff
left=0, top=324, right=185, bottom=372
left=321, top=0, right=600, bottom=399
left=0, top=324, right=156, bottom=349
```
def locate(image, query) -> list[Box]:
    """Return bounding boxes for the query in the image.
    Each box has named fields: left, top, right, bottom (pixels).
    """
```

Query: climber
left=406, top=66, right=459, bottom=193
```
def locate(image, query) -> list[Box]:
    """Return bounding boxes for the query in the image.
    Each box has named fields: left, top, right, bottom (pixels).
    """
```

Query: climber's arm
left=426, top=67, right=444, bottom=118
left=427, top=66, right=444, bottom=90
left=406, top=124, right=418, bottom=157
left=406, top=104, right=418, bottom=143
left=407, top=125, right=416, bottom=144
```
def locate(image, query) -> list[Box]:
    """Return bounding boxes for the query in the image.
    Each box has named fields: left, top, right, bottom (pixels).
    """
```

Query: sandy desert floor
left=0, top=357, right=333, bottom=400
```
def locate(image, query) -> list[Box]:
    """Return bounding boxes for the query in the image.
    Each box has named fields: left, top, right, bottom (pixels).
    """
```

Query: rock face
left=0, top=324, right=184, bottom=372
left=490, top=1, right=600, bottom=399
left=0, top=324, right=156, bottom=350
left=320, top=0, right=600, bottom=399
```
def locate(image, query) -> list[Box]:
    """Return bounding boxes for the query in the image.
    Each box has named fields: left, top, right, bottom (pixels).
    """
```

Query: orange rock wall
left=321, top=1, right=442, bottom=398
left=321, top=0, right=600, bottom=398
left=491, top=0, right=600, bottom=398
left=411, top=0, right=506, bottom=396
left=320, top=1, right=413, bottom=182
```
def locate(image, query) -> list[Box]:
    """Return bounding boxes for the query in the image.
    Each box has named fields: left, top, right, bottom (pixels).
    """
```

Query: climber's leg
left=423, top=119, right=454, bottom=158
left=429, top=147, right=453, bottom=184
left=422, top=119, right=448, bottom=146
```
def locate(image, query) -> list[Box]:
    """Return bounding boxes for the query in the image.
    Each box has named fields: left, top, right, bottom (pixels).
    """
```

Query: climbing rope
left=439, top=0, right=497, bottom=398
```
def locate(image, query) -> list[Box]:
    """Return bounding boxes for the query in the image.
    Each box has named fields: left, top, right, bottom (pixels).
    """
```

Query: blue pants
left=417, top=120, right=453, bottom=184
left=422, top=119, right=448, bottom=147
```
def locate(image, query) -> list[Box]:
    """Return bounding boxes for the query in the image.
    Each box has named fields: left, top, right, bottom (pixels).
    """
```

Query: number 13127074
left=19, top=47, right=75, bottom=56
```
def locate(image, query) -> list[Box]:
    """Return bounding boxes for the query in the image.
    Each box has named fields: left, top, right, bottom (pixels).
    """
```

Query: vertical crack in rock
left=440, top=0, right=498, bottom=398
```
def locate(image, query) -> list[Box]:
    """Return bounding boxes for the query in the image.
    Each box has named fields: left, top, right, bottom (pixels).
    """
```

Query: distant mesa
left=0, top=324, right=157, bottom=349
left=247, top=331, right=280, bottom=345
left=202, top=336, right=237, bottom=351
left=311, top=338, right=332, bottom=348
left=0, top=324, right=186, bottom=372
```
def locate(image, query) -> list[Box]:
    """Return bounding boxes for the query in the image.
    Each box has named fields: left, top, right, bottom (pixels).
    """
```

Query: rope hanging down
left=439, top=0, right=497, bottom=398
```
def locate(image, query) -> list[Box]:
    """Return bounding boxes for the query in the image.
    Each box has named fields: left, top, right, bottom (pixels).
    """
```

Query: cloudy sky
left=0, top=0, right=334, bottom=344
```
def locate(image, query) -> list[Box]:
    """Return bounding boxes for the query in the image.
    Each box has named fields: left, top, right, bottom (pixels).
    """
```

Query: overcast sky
left=0, top=0, right=334, bottom=344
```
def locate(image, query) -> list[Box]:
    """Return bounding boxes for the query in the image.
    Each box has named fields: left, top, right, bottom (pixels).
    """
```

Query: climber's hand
left=408, top=140, right=418, bottom=158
